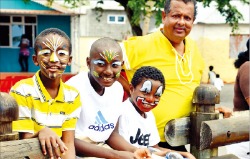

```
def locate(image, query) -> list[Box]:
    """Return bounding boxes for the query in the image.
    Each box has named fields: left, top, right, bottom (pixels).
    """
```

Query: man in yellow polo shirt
left=120, top=0, right=204, bottom=151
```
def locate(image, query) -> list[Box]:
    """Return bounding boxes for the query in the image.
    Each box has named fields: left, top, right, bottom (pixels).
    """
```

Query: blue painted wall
left=0, top=0, right=71, bottom=72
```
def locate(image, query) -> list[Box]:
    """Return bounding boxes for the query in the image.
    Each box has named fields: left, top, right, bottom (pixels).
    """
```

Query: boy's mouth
left=103, top=77, right=112, bottom=82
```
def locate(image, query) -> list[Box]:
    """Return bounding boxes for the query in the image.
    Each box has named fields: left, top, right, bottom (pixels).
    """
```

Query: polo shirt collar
left=33, top=70, right=65, bottom=103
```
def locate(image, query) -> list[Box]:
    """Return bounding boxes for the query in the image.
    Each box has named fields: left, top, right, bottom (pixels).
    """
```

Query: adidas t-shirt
left=66, top=71, right=124, bottom=142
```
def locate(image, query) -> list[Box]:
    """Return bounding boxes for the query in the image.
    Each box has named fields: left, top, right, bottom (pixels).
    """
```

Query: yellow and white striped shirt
left=11, top=71, right=81, bottom=137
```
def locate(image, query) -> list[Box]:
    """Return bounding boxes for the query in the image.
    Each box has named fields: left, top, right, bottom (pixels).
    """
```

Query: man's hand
left=38, top=127, right=68, bottom=159
left=216, top=106, right=232, bottom=118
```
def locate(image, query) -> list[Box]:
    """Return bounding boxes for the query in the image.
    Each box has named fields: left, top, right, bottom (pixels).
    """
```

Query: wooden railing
left=165, top=84, right=249, bottom=159
left=0, top=85, right=249, bottom=159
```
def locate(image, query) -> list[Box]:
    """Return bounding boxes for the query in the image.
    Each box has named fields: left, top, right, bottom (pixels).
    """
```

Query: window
left=107, top=15, right=125, bottom=24
left=0, top=15, right=37, bottom=47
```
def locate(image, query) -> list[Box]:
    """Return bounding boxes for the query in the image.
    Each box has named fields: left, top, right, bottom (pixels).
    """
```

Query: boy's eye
left=58, top=50, right=69, bottom=56
left=112, top=61, right=122, bottom=67
left=155, top=86, right=163, bottom=97
left=38, top=49, right=51, bottom=55
left=93, top=60, right=105, bottom=66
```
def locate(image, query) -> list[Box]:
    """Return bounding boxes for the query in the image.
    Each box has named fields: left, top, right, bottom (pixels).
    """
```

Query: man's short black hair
left=164, top=0, right=197, bottom=20
left=131, top=66, right=165, bottom=92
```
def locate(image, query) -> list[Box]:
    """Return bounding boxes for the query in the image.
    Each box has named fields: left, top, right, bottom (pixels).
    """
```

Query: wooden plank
left=164, top=110, right=249, bottom=146
left=200, top=116, right=249, bottom=150
left=0, top=138, right=47, bottom=159
left=164, top=117, right=190, bottom=146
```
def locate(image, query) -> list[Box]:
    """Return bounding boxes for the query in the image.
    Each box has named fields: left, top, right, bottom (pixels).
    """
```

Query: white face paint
left=155, top=85, right=163, bottom=97
left=140, top=80, right=152, bottom=93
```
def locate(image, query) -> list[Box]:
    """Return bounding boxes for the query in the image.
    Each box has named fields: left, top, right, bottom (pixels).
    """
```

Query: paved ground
left=217, top=84, right=234, bottom=109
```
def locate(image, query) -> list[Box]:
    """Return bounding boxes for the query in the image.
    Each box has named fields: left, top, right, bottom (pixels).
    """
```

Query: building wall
left=189, top=23, right=249, bottom=83
left=80, top=9, right=132, bottom=40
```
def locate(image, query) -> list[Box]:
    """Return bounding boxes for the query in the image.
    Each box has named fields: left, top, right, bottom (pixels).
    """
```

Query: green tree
left=25, top=0, right=249, bottom=35
left=114, top=0, right=249, bottom=35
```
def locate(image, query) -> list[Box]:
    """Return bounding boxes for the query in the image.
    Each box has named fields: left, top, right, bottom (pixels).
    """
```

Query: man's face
left=33, top=33, right=72, bottom=79
left=130, top=79, right=163, bottom=112
left=162, top=0, right=195, bottom=43
left=87, top=49, right=123, bottom=87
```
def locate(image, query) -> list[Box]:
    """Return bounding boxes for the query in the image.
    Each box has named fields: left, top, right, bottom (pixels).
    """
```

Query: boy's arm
left=107, top=122, right=136, bottom=152
left=75, top=138, right=135, bottom=158
left=107, top=121, right=152, bottom=158
left=151, top=145, right=196, bottom=159
left=61, top=130, right=75, bottom=159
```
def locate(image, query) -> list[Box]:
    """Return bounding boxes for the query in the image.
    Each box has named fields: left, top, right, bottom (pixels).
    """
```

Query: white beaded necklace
left=172, top=48, right=194, bottom=84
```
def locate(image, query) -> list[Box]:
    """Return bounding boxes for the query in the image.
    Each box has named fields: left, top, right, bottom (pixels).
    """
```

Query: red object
left=0, top=73, right=75, bottom=93
left=120, top=70, right=129, bottom=101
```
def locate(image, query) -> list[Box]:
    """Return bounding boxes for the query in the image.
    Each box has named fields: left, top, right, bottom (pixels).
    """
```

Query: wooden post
left=190, top=84, right=220, bottom=159
left=0, top=92, right=19, bottom=141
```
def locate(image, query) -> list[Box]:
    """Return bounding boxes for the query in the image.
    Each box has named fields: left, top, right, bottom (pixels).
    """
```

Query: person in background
left=18, top=34, right=30, bottom=72
left=66, top=37, right=151, bottom=159
left=226, top=38, right=250, bottom=159
left=119, top=66, right=196, bottom=159
left=11, top=28, right=82, bottom=159
left=213, top=74, right=224, bottom=92
left=208, top=65, right=216, bottom=85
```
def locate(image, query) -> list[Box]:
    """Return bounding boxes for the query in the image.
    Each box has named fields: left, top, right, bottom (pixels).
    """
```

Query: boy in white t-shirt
left=118, top=66, right=195, bottom=159
left=66, top=37, right=151, bottom=158
left=214, top=74, right=224, bottom=91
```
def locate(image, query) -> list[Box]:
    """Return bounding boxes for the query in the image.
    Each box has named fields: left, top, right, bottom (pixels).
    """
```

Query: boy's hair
left=209, top=65, right=214, bottom=71
left=131, top=66, right=165, bottom=92
left=90, top=37, right=122, bottom=57
left=34, top=28, right=72, bottom=55
left=216, top=74, right=220, bottom=78
left=164, top=0, right=197, bottom=20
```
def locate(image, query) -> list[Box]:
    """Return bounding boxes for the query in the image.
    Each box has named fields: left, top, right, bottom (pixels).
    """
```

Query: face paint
left=93, top=59, right=105, bottom=66
left=50, top=51, right=59, bottom=62
left=92, top=71, right=99, bottom=77
left=136, top=96, right=158, bottom=108
left=115, top=71, right=121, bottom=78
left=112, top=61, right=122, bottom=67
left=99, top=50, right=119, bottom=63
left=42, top=36, right=64, bottom=62
left=155, top=85, right=163, bottom=97
left=36, top=34, right=70, bottom=80
left=140, top=80, right=152, bottom=93
left=43, top=36, right=63, bottom=52
left=38, top=49, right=50, bottom=55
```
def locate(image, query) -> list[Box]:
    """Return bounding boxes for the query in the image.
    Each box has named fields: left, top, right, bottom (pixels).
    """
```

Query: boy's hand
left=38, top=127, right=68, bottom=159
left=181, top=152, right=196, bottom=159
left=134, top=148, right=152, bottom=159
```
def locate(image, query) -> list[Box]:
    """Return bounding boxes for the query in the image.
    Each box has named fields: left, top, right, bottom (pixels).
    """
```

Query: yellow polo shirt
left=11, top=71, right=81, bottom=137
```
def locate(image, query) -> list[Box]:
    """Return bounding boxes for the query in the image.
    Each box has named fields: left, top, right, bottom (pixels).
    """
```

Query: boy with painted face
left=66, top=37, right=151, bottom=158
left=11, top=28, right=81, bottom=159
left=118, top=66, right=195, bottom=159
